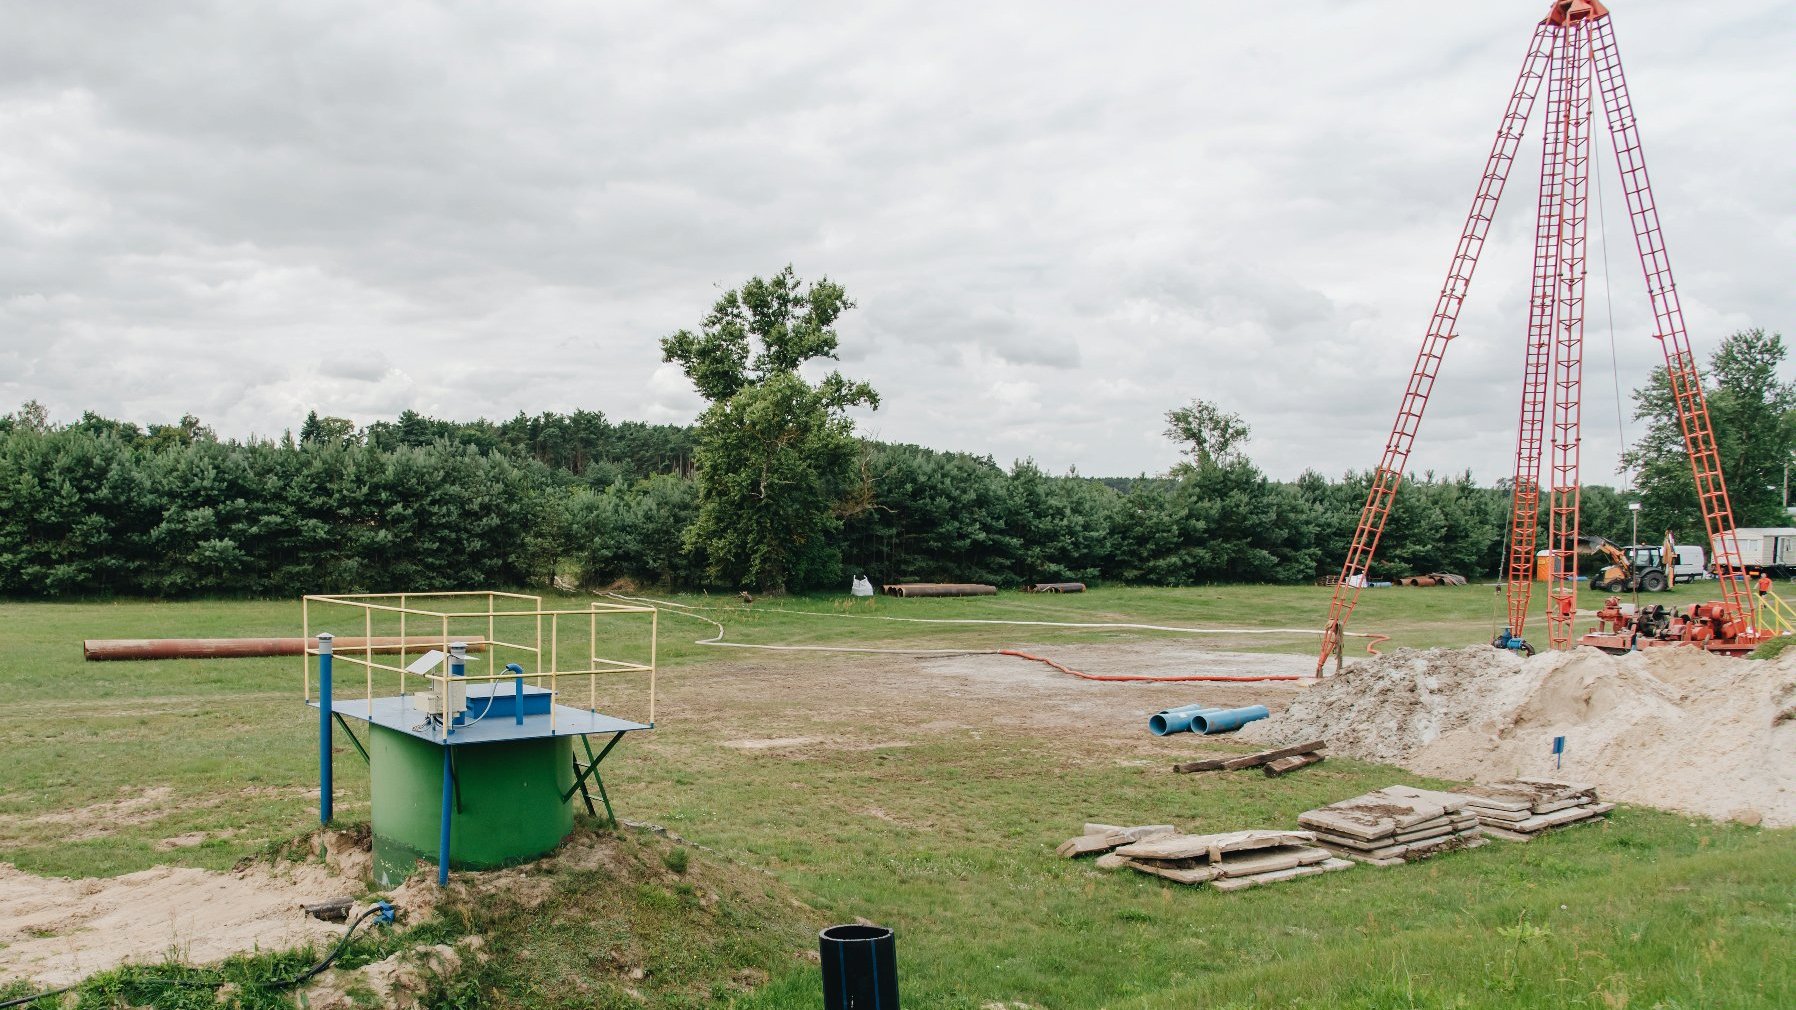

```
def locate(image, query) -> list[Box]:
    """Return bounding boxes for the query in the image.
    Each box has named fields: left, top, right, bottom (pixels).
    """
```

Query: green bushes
left=0, top=408, right=1639, bottom=597
left=0, top=426, right=545, bottom=597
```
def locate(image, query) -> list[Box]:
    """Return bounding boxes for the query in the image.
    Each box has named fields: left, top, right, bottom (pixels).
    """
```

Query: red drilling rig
left=1315, top=0, right=1767, bottom=673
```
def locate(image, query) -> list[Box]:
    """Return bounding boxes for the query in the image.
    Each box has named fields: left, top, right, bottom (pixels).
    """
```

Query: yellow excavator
left=1582, top=534, right=1670, bottom=593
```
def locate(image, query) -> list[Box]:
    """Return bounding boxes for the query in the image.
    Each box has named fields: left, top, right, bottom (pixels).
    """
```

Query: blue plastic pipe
left=318, top=633, right=333, bottom=824
left=506, top=663, right=526, bottom=725
left=1190, top=705, right=1271, bottom=735
left=1149, top=703, right=1219, bottom=736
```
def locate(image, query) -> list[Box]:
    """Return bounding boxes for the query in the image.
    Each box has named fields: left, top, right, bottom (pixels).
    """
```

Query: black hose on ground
left=0, top=901, right=395, bottom=1009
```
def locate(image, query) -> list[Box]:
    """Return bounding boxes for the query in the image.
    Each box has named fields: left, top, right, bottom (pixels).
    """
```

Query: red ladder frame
left=1317, top=3, right=1755, bottom=672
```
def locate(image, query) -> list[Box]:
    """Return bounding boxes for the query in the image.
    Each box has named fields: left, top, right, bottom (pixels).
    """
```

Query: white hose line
left=603, top=591, right=1376, bottom=640
left=608, top=593, right=1001, bottom=657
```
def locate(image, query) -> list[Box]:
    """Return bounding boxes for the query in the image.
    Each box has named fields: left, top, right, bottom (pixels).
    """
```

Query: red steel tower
left=1315, top=0, right=1754, bottom=672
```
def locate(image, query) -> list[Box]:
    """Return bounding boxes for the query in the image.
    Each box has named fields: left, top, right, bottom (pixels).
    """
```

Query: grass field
left=2, top=583, right=1793, bottom=1008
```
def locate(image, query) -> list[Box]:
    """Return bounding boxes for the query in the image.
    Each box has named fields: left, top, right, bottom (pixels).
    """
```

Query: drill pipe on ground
left=83, top=636, right=489, bottom=661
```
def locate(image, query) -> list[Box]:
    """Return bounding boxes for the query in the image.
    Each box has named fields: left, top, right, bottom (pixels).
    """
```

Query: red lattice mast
left=1317, top=0, right=1753, bottom=673
left=1314, top=22, right=1556, bottom=672
left=1502, top=42, right=1566, bottom=637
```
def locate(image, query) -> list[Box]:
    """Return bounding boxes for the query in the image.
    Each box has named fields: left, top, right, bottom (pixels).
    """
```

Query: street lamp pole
left=1629, top=502, right=1642, bottom=610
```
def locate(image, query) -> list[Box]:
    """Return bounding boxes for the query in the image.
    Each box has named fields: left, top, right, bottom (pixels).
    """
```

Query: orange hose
left=996, top=649, right=1311, bottom=683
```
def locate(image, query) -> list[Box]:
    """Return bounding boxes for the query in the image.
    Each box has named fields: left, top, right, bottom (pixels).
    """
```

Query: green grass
left=2, top=586, right=1793, bottom=1008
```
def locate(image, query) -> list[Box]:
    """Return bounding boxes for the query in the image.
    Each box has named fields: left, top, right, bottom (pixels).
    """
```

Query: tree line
left=0, top=404, right=1642, bottom=598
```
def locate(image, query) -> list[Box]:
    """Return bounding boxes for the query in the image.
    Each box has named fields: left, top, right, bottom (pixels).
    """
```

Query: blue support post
left=318, top=632, right=334, bottom=824
left=438, top=745, right=453, bottom=886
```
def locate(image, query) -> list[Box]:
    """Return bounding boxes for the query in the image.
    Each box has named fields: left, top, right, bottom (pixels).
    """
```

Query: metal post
left=1629, top=502, right=1642, bottom=610
left=515, top=672, right=525, bottom=725
left=318, top=633, right=334, bottom=824
left=438, top=745, right=453, bottom=887
left=448, top=642, right=466, bottom=738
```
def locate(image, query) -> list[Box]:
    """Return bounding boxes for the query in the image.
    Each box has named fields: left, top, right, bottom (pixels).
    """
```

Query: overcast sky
left=3, top=1, right=1791, bottom=481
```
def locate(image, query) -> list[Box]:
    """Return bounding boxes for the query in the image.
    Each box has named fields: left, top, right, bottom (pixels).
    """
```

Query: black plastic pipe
left=820, top=923, right=899, bottom=1009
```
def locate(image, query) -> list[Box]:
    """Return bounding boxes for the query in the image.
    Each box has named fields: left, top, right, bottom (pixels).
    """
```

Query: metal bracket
left=332, top=713, right=371, bottom=765
left=565, top=731, right=624, bottom=826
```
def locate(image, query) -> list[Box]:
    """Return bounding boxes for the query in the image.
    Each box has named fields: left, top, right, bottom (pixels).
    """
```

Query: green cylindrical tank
left=368, top=724, right=575, bottom=886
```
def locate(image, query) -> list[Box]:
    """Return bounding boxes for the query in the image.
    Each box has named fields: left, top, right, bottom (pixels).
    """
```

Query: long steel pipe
left=83, top=636, right=489, bottom=661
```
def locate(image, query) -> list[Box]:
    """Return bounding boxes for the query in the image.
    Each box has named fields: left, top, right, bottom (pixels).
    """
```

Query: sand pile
left=1243, top=646, right=1796, bottom=828
left=0, top=836, right=367, bottom=986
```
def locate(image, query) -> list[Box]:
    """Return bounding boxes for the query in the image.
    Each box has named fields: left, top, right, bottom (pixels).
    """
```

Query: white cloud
left=0, top=0, right=1791, bottom=481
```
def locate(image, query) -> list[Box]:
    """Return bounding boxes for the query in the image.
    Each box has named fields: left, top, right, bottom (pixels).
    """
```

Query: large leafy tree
left=661, top=266, right=878, bottom=592
left=1622, top=329, right=1796, bottom=539
left=1164, top=399, right=1250, bottom=473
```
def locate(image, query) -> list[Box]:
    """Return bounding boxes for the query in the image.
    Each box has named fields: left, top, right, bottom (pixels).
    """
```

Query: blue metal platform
left=309, top=688, right=649, bottom=747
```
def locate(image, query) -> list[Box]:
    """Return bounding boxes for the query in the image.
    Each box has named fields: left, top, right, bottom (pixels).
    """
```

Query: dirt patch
left=0, top=831, right=371, bottom=987
left=153, top=829, right=236, bottom=851
left=1243, top=646, right=1796, bottom=827
left=19, top=786, right=177, bottom=842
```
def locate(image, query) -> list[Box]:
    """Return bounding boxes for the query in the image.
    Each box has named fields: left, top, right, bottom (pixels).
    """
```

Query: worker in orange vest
left=1757, top=571, right=1773, bottom=598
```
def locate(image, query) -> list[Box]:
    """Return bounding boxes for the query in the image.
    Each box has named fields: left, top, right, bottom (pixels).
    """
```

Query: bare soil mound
left=1242, top=645, right=1796, bottom=827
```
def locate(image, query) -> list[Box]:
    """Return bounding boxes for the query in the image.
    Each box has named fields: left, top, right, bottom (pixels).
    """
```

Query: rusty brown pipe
left=82, top=636, right=489, bottom=661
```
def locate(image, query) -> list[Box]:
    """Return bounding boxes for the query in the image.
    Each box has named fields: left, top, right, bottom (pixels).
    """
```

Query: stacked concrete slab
left=1299, top=786, right=1486, bottom=866
left=1096, top=829, right=1353, bottom=891
left=1385, top=781, right=1614, bottom=841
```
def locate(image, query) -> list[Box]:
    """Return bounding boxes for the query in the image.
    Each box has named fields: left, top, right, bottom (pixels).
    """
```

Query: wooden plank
left=1174, top=740, right=1325, bottom=774
left=1263, top=753, right=1325, bottom=777
left=1222, top=740, right=1327, bottom=771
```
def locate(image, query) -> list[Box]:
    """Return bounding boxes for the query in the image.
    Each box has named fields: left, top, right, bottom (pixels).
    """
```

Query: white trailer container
left=1712, top=528, right=1796, bottom=575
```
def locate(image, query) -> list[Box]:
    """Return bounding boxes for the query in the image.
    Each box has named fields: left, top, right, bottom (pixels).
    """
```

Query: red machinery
left=1315, top=0, right=1765, bottom=672
left=1583, top=597, right=1760, bottom=657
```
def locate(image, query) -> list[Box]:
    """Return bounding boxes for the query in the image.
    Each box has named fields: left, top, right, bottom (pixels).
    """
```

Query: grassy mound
left=414, top=823, right=820, bottom=1009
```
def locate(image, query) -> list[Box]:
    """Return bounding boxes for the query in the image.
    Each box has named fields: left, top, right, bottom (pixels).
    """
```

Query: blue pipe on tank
left=1190, top=705, right=1271, bottom=735
left=506, top=663, right=526, bottom=725
left=318, top=633, right=334, bottom=824
left=1149, top=703, right=1218, bottom=736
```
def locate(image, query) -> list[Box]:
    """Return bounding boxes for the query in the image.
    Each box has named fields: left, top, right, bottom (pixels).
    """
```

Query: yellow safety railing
left=302, top=591, right=658, bottom=731
left=1754, top=585, right=1796, bottom=638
